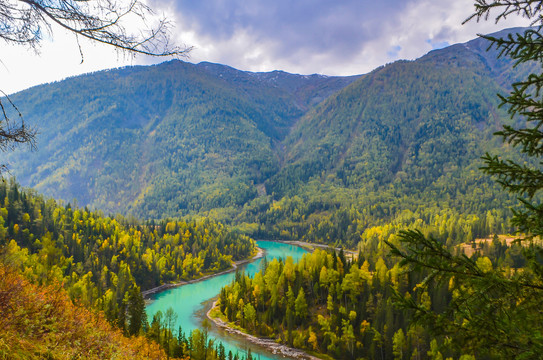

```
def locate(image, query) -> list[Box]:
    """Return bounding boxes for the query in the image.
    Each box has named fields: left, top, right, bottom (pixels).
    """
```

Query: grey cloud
left=431, top=26, right=454, bottom=43
left=144, top=0, right=532, bottom=76
left=169, top=0, right=417, bottom=66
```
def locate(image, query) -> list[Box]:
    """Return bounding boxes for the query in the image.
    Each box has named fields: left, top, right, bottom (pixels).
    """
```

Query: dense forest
left=214, top=236, right=528, bottom=360
left=0, top=179, right=256, bottom=358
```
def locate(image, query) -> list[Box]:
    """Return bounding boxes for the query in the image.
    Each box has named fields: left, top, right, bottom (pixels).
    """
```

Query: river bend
left=145, top=240, right=309, bottom=360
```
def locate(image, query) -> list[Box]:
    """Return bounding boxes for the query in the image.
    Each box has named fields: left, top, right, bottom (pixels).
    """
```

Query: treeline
left=0, top=179, right=255, bottom=337
left=238, top=190, right=514, bottom=250
left=216, top=242, right=520, bottom=360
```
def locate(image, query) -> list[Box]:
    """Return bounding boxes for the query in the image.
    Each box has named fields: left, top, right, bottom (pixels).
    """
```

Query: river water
left=145, top=240, right=309, bottom=360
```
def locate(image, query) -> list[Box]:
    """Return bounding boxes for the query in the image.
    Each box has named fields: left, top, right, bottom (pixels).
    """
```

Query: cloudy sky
left=0, top=0, right=532, bottom=94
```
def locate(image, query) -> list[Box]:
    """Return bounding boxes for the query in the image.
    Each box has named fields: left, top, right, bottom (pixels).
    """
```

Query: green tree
left=392, top=328, right=407, bottom=360
left=189, top=328, right=209, bottom=360
left=341, top=318, right=356, bottom=358
left=164, top=307, right=178, bottom=357
left=388, top=2, right=543, bottom=359
left=294, top=288, right=308, bottom=322
left=427, top=339, right=443, bottom=360
left=126, top=285, right=146, bottom=336
left=150, top=310, right=164, bottom=345
left=243, top=303, right=257, bottom=331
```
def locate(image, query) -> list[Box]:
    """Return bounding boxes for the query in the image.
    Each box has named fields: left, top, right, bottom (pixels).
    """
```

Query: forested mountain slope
left=4, top=28, right=533, bottom=245
left=271, top=28, right=529, bottom=196
left=5, top=61, right=358, bottom=217
left=241, top=28, right=533, bottom=246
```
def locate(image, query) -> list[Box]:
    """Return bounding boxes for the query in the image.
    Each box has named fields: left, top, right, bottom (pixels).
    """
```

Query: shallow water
left=145, top=240, right=309, bottom=360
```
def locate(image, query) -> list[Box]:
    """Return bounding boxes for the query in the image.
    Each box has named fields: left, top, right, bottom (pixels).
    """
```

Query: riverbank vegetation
left=215, top=235, right=528, bottom=360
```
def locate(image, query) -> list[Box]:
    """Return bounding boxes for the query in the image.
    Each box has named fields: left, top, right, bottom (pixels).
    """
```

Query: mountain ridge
left=4, top=58, right=360, bottom=217
left=3, top=27, right=533, bottom=244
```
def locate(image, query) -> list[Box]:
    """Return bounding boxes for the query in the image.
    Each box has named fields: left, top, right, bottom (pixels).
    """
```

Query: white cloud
left=0, top=0, right=181, bottom=94
left=0, top=33, right=139, bottom=94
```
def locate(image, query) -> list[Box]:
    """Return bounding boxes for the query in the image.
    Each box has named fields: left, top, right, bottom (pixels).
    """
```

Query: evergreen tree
left=389, top=2, right=543, bottom=358
left=127, top=285, right=147, bottom=336
left=294, top=288, right=308, bottom=323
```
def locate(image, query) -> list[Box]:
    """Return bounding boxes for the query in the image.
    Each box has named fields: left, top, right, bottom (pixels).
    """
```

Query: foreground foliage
left=391, top=2, right=543, bottom=359
left=389, top=230, right=543, bottom=359
left=0, top=262, right=167, bottom=359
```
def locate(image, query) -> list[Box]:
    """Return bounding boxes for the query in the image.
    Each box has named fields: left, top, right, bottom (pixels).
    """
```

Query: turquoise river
left=146, top=240, right=309, bottom=360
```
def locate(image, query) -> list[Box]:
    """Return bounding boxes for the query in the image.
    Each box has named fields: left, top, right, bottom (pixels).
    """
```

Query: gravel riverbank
left=206, top=300, right=322, bottom=360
